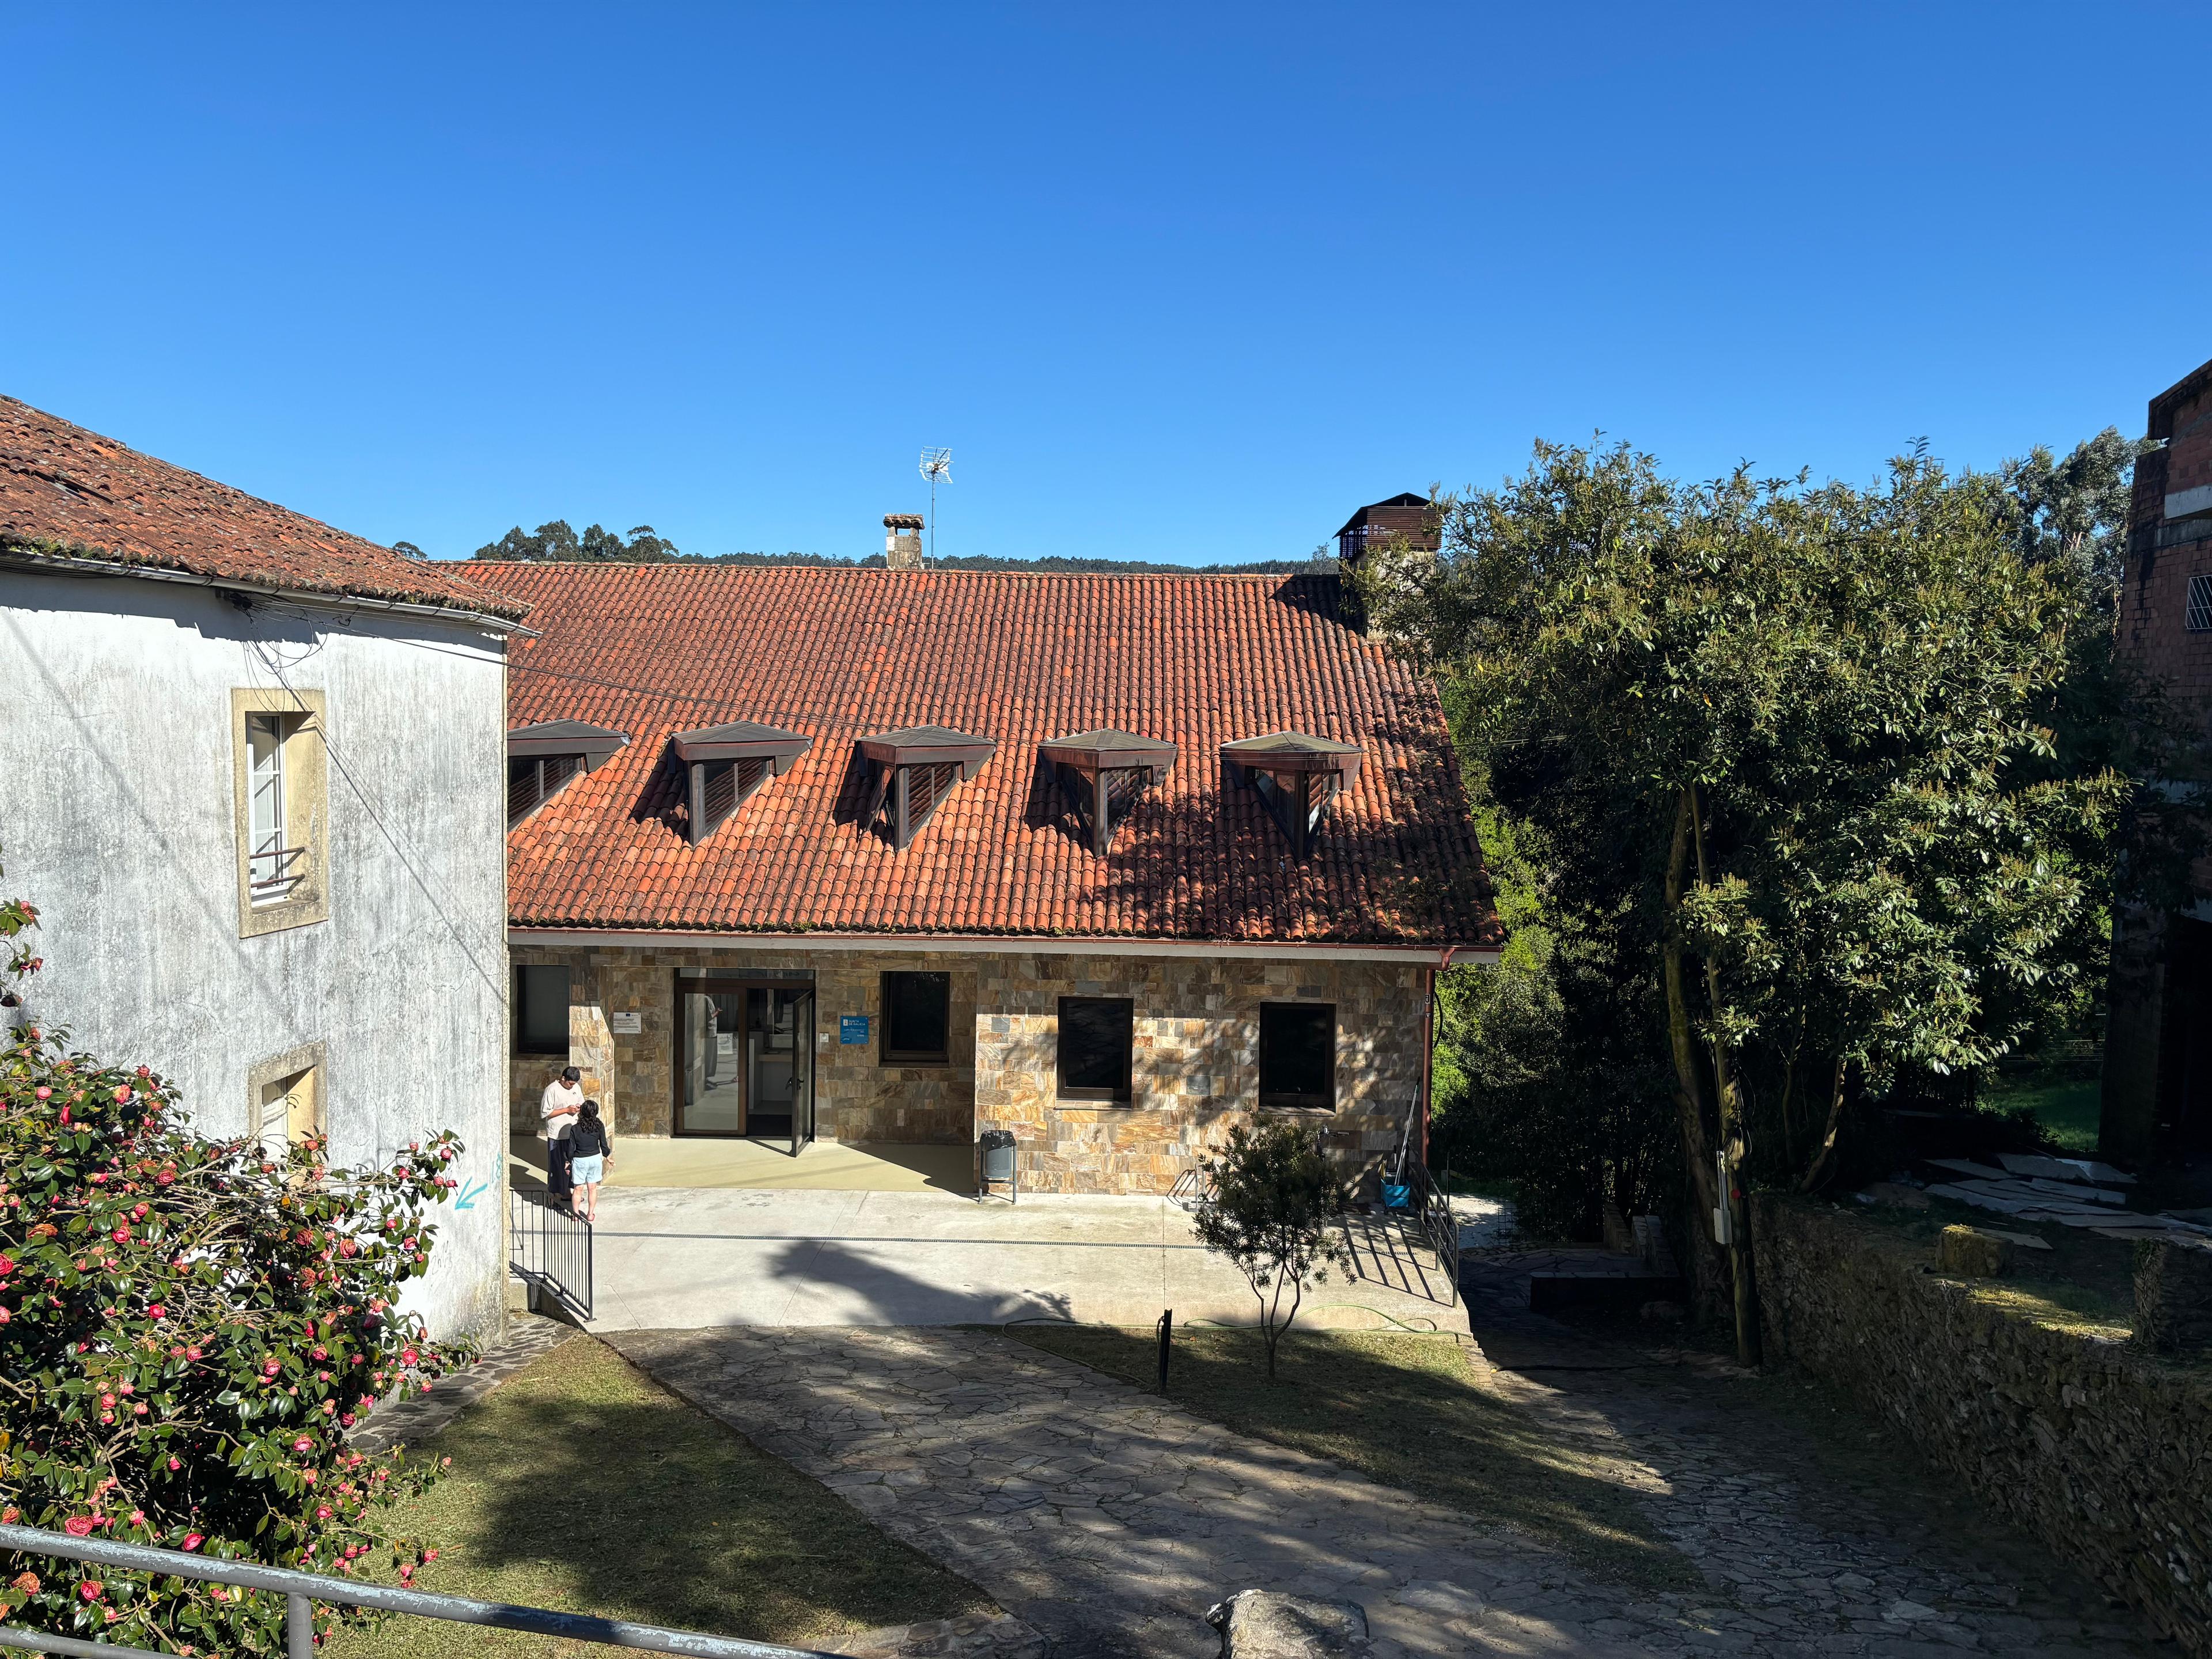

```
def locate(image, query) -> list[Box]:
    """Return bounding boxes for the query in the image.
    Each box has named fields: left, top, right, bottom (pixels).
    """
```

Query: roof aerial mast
left=919, top=447, right=951, bottom=565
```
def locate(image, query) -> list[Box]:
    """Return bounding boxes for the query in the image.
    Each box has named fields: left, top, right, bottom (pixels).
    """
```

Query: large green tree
left=1362, top=442, right=2187, bottom=1362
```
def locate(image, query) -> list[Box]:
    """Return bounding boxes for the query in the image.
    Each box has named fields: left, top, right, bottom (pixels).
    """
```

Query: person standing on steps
left=567, top=1097, right=613, bottom=1223
left=541, top=1065, right=584, bottom=1208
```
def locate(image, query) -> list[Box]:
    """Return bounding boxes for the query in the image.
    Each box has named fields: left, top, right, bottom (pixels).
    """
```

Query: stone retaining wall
left=1753, top=1194, right=2212, bottom=1654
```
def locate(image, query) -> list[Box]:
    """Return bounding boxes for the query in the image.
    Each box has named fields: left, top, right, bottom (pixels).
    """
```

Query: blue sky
left=5, top=5, right=2206, bottom=566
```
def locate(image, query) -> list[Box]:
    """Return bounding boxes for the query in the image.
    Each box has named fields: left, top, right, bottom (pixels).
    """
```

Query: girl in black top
left=567, top=1099, right=613, bottom=1222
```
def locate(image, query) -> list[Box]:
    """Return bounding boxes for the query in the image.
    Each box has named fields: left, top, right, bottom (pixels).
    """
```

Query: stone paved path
left=609, top=1325, right=2158, bottom=1659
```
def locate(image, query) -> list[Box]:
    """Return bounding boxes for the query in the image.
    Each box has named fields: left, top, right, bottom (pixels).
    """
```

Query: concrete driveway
left=567, top=1183, right=1467, bottom=1333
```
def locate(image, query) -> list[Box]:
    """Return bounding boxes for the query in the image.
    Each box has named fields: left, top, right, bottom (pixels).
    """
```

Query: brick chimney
left=884, top=514, right=924, bottom=570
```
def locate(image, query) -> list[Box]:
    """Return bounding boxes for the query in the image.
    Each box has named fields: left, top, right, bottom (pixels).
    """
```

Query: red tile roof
left=0, top=396, right=529, bottom=622
left=478, top=562, right=1495, bottom=949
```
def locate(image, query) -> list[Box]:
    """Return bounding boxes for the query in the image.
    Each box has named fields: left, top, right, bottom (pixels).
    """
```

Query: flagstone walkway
left=607, top=1326, right=2157, bottom=1659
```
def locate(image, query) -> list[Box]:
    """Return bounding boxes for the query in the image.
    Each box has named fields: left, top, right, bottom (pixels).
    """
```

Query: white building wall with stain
left=0, top=568, right=510, bottom=1343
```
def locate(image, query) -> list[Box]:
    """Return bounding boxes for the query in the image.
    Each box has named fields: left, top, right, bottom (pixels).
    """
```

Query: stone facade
left=1754, top=1194, right=2212, bottom=1654
left=506, top=942, right=1430, bottom=1195
left=972, top=955, right=1426, bottom=1194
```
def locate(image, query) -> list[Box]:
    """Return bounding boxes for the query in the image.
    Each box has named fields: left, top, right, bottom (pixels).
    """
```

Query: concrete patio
left=507, top=1139, right=1467, bottom=1333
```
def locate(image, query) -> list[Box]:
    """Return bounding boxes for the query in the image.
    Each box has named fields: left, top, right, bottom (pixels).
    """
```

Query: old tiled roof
left=479, top=562, right=1495, bottom=949
left=0, top=395, right=529, bottom=622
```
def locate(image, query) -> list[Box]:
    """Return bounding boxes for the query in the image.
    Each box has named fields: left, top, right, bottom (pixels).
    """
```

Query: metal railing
left=247, top=842, right=308, bottom=899
left=1404, top=1158, right=1461, bottom=1304
left=0, top=1522, right=831, bottom=1658
left=509, top=1181, right=593, bottom=1320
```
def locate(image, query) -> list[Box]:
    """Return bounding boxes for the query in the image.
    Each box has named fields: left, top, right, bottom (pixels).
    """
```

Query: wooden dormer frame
left=1221, top=730, right=1362, bottom=860
left=1039, top=730, right=1177, bottom=855
left=507, top=721, right=628, bottom=828
left=673, top=721, right=812, bottom=846
left=857, top=725, right=997, bottom=850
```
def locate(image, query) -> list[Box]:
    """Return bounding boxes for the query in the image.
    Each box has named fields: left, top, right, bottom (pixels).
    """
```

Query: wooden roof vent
left=506, top=721, right=628, bottom=828
left=1221, top=730, right=1362, bottom=859
left=672, top=721, right=813, bottom=846
left=1038, top=730, right=1177, bottom=855
left=857, top=725, right=997, bottom=849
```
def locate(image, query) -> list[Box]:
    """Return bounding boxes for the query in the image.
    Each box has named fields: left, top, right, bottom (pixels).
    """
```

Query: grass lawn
left=329, top=1335, right=993, bottom=1659
left=1983, top=1073, right=2102, bottom=1153
left=998, top=1324, right=1698, bottom=1592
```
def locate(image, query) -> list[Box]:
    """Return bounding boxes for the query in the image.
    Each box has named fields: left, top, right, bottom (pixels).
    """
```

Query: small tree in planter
left=1193, top=1121, right=1353, bottom=1380
left=0, top=854, right=472, bottom=1654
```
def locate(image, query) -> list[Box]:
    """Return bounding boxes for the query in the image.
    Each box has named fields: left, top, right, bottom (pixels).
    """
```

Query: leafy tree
left=1361, top=441, right=2183, bottom=1362
left=1987, top=427, right=2150, bottom=612
left=1192, top=1122, right=1351, bottom=1379
left=389, top=541, right=427, bottom=562
left=0, top=859, right=470, bottom=1653
left=472, top=521, right=680, bottom=562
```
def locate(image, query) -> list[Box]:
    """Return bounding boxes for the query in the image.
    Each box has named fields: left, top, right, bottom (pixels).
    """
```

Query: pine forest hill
left=425, top=518, right=1335, bottom=576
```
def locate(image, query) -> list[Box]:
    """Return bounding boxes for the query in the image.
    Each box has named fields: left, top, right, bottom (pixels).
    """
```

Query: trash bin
left=979, top=1129, right=1017, bottom=1204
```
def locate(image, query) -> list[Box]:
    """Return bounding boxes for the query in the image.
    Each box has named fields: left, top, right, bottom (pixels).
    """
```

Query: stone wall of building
left=507, top=942, right=983, bottom=1144
left=505, top=942, right=1430, bottom=1195
left=972, top=955, right=1427, bottom=1195
left=1753, top=1194, right=2212, bottom=1654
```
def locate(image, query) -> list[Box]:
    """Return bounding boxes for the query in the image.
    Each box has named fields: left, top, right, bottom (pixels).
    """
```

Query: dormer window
left=673, top=721, right=813, bottom=846
left=1221, top=731, right=1363, bottom=859
left=857, top=725, right=997, bottom=849
left=1039, top=730, right=1177, bottom=855
left=507, top=721, right=628, bottom=828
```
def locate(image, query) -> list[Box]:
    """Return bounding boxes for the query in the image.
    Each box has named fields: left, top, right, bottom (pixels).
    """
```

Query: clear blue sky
left=6, top=5, right=2207, bottom=566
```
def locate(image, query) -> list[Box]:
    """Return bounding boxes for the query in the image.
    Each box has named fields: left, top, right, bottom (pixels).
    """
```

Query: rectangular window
left=1258, top=1003, right=1335, bottom=1109
left=881, top=971, right=951, bottom=1065
left=256, top=1064, right=321, bottom=1156
left=1058, top=996, right=1134, bottom=1103
left=517, top=964, right=571, bottom=1054
left=2188, top=574, right=2212, bottom=633
left=245, top=713, right=304, bottom=904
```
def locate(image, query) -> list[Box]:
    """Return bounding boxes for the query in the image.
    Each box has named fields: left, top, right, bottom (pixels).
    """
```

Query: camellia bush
left=0, top=862, right=474, bottom=1654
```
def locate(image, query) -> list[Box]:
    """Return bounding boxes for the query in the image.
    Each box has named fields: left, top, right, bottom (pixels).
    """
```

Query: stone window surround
left=229, top=686, right=329, bottom=938
left=245, top=1039, right=329, bottom=1148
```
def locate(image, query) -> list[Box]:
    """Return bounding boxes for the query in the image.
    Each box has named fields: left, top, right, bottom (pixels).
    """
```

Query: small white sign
left=611, top=1011, right=643, bottom=1036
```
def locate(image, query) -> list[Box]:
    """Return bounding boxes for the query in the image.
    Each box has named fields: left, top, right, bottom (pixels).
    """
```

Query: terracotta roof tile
left=0, top=396, right=529, bottom=622
left=481, top=562, right=1496, bottom=949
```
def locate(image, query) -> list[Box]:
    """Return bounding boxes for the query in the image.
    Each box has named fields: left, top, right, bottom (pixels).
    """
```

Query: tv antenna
left=919, top=447, right=951, bottom=563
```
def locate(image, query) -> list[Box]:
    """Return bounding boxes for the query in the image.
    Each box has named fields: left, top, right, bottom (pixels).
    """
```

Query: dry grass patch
left=998, top=1324, right=1697, bottom=1591
left=329, top=1334, right=993, bottom=1659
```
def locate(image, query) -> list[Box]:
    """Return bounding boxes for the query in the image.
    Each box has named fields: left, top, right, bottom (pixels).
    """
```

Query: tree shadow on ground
left=338, top=1336, right=993, bottom=1659
left=998, top=1324, right=1700, bottom=1592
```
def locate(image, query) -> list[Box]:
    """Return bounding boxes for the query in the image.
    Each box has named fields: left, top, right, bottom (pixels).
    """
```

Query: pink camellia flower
left=63, top=1517, right=95, bottom=1537
left=33, top=1086, right=50, bottom=1101
left=111, top=1228, right=129, bottom=1244
left=301, top=1471, right=317, bottom=1487
left=168, top=1458, right=181, bottom=1472
left=114, top=1086, right=131, bottom=1103
left=0, top=1255, right=17, bottom=1275
left=316, top=1505, right=332, bottom=1520
left=293, top=1436, right=313, bottom=1453
left=148, top=1305, right=165, bottom=1319
left=185, top=1346, right=202, bottom=1361
left=129, top=1509, right=145, bottom=1525
left=79, top=1580, right=103, bottom=1601
left=423, top=1548, right=438, bottom=1562
left=181, top=1533, right=203, bottom=1551
left=263, top=1361, right=281, bottom=1378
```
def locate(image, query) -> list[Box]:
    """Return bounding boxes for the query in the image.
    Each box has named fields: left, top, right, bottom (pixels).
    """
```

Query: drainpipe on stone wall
left=1423, top=946, right=1461, bottom=1166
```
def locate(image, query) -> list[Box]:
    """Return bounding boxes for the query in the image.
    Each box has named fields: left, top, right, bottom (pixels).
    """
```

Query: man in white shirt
left=541, top=1065, right=584, bottom=1207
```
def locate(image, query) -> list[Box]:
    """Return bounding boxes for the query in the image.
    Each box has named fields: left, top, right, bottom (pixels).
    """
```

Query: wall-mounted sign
left=839, top=1014, right=870, bottom=1046
left=611, top=1011, right=642, bottom=1036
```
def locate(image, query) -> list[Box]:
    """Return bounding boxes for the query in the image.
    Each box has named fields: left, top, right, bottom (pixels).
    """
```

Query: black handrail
left=0, top=1522, right=833, bottom=1658
left=509, top=1181, right=593, bottom=1320
left=1405, top=1158, right=1461, bottom=1303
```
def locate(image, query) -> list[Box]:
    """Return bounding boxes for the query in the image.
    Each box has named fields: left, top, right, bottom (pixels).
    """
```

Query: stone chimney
left=884, top=514, right=924, bottom=570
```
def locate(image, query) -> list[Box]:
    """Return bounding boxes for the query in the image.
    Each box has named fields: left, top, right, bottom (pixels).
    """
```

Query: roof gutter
left=0, top=545, right=538, bottom=637
left=508, top=926, right=1501, bottom=967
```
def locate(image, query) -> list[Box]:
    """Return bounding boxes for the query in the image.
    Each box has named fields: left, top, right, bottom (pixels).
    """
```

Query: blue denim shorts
left=570, top=1153, right=605, bottom=1185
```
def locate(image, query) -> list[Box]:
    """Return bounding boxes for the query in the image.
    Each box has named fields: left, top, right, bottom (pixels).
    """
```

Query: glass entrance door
left=746, top=987, right=814, bottom=1152
left=677, top=979, right=815, bottom=1149
left=680, top=988, right=748, bottom=1135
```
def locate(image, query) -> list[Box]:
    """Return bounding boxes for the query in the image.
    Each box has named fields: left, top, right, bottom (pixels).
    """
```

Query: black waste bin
left=979, top=1129, right=1017, bottom=1204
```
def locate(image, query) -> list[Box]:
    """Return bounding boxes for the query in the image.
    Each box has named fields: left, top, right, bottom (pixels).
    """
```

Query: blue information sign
left=839, top=1014, right=870, bottom=1046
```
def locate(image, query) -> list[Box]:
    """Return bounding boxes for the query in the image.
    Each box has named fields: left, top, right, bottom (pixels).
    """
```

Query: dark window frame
left=1257, top=1001, right=1335, bottom=1111
left=1056, top=995, right=1135, bottom=1104
left=2187, top=573, right=2212, bottom=634
left=880, top=970, right=953, bottom=1066
left=516, top=964, right=571, bottom=1055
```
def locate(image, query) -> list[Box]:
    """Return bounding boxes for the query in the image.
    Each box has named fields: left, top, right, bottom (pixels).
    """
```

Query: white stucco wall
left=0, top=569, right=510, bottom=1343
